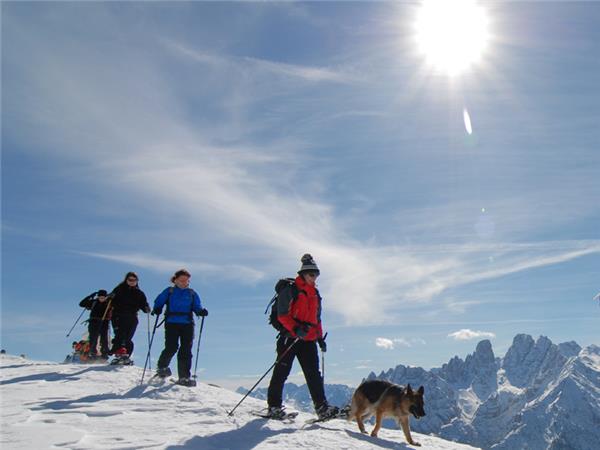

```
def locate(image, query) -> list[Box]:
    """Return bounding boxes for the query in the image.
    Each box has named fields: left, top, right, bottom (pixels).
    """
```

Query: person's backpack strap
left=187, top=288, right=195, bottom=322
left=165, top=287, right=174, bottom=318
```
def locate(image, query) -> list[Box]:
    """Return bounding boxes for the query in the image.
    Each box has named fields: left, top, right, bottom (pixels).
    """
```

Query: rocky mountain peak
left=558, top=340, right=582, bottom=358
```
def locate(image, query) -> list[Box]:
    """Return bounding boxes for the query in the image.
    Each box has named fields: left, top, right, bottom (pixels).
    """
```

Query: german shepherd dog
left=349, top=380, right=426, bottom=446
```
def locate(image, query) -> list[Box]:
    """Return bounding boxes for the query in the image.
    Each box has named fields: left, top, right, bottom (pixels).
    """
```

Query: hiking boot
left=266, top=406, right=287, bottom=420
left=175, top=377, right=197, bottom=387
left=155, top=367, right=172, bottom=379
left=316, top=402, right=339, bottom=421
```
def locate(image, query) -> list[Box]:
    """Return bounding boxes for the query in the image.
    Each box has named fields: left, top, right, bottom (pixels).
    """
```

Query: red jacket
left=278, top=276, right=324, bottom=341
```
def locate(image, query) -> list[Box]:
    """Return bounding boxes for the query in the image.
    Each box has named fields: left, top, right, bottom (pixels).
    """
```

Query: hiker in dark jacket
left=266, top=254, right=338, bottom=421
left=109, top=271, right=150, bottom=358
left=152, top=269, right=207, bottom=386
left=79, top=289, right=111, bottom=359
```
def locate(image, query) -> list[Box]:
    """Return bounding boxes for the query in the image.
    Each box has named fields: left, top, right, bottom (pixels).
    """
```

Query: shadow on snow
left=0, top=365, right=125, bottom=386
left=342, top=428, right=412, bottom=449
left=166, top=418, right=297, bottom=450
left=30, top=383, right=174, bottom=411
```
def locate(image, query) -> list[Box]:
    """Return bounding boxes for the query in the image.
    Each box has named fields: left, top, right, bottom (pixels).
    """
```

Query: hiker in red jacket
left=266, top=254, right=338, bottom=421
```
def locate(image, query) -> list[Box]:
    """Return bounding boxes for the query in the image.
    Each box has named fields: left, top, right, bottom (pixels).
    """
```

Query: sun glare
left=415, top=0, right=489, bottom=76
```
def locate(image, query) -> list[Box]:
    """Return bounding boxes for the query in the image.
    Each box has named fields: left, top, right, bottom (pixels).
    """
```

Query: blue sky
left=2, top=1, right=599, bottom=390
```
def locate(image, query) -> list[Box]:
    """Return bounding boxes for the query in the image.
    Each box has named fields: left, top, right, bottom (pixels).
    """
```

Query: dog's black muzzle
left=409, top=405, right=426, bottom=419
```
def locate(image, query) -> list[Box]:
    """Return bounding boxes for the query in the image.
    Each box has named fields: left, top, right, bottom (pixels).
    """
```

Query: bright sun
left=415, top=0, right=490, bottom=76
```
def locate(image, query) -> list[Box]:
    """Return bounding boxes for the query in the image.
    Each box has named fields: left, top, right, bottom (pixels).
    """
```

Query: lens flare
left=463, top=108, right=473, bottom=134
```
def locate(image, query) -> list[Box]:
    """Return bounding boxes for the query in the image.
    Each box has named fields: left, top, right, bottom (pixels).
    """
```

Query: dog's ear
left=406, top=384, right=413, bottom=394
left=418, top=386, right=424, bottom=395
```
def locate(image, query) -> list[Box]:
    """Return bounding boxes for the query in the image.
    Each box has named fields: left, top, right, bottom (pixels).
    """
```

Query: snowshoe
left=147, top=374, right=168, bottom=385
left=110, top=355, right=133, bottom=366
left=174, top=377, right=197, bottom=387
left=336, top=404, right=351, bottom=420
left=251, top=407, right=298, bottom=422
left=305, top=403, right=340, bottom=424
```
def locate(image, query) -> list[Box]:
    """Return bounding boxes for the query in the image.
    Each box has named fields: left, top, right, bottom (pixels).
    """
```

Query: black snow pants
left=88, top=318, right=110, bottom=356
left=157, top=322, right=195, bottom=379
left=267, top=335, right=326, bottom=408
left=111, top=314, right=138, bottom=356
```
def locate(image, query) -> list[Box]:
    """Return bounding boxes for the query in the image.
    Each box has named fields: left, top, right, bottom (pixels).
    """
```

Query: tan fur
left=348, top=382, right=425, bottom=447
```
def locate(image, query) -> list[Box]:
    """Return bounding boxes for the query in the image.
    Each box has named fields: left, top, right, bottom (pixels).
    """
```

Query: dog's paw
left=370, top=432, right=378, bottom=438
left=410, top=442, right=421, bottom=447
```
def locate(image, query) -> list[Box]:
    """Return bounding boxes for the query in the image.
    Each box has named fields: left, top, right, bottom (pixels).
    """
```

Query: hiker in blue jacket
left=152, top=269, right=208, bottom=386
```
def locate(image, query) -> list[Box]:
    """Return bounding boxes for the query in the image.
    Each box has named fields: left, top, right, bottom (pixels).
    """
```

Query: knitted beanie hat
left=298, top=253, right=320, bottom=275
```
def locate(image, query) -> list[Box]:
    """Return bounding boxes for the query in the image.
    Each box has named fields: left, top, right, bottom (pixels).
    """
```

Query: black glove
left=318, top=337, right=327, bottom=352
left=197, top=308, right=208, bottom=317
left=151, top=308, right=162, bottom=316
left=293, top=323, right=311, bottom=339
left=143, top=305, right=151, bottom=314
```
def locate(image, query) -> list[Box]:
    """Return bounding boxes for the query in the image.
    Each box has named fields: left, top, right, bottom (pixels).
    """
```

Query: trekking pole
left=66, top=308, right=87, bottom=338
left=147, top=313, right=151, bottom=370
left=321, top=348, right=325, bottom=385
left=100, top=295, right=113, bottom=322
left=192, top=316, right=205, bottom=381
left=227, top=337, right=300, bottom=416
left=140, top=314, right=161, bottom=385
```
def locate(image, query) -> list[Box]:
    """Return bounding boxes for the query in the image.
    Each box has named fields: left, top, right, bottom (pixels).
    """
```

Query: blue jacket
left=153, top=286, right=202, bottom=324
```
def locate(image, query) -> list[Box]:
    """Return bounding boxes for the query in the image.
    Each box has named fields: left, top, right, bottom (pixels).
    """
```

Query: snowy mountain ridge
left=369, top=335, right=600, bottom=450
left=244, top=334, right=599, bottom=450
left=0, top=354, right=479, bottom=449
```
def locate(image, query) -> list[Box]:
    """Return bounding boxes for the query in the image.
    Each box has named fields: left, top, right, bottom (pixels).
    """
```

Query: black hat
left=298, top=253, right=320, bottom=275
left=97, top=289, right=108, bottom=297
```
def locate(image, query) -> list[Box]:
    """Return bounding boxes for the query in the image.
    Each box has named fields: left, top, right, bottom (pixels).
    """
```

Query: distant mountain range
left=239, top=334, right=600, bottom=450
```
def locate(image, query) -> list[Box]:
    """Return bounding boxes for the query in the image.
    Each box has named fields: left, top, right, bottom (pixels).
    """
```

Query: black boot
left=316, top=402, right=339, bottom=421
left=155, top=367, right=172, bottom=379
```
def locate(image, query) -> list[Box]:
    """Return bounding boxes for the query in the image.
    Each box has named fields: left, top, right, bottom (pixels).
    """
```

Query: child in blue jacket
left=152, top=269, right=208, bottom=386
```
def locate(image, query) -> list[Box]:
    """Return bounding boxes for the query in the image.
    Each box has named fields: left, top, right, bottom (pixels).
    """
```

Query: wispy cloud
left=448, top=329, right=496, bottom=341
left=77, top=251, right=264, bottom=283
left=164, top=39, right=357, bottom=84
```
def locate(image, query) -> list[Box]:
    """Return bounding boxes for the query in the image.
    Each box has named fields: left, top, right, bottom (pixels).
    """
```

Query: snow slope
left=0, top=354, right=479, bottom=450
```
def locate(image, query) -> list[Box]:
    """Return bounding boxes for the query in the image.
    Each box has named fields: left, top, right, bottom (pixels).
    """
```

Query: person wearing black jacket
left=109, top=272, right=150, bottom=359
left=79, top=289, right=111, bottom=359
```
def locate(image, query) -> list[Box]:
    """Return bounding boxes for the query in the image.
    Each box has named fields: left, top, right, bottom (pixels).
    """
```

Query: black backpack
left=265, top=278, right=302, bottom=332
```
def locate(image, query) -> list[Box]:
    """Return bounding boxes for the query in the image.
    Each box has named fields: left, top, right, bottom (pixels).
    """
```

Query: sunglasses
left=305, top=272, right=319, bottom=278
left=127, top=278, right=138, bottom=282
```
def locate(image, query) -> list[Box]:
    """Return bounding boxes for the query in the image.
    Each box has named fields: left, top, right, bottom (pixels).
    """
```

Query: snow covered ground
left=0, top=354, right=480, bottom=450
